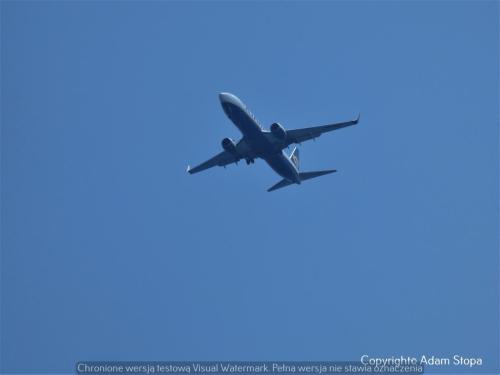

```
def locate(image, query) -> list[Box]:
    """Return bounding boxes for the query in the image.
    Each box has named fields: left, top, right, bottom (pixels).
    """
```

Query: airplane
left=187, top=92, right=359, bottom=192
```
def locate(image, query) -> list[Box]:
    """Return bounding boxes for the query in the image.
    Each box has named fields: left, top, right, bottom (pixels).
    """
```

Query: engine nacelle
left=270, top=122, right=287, bottom=141
left=221, top=137, right=237, bottom=154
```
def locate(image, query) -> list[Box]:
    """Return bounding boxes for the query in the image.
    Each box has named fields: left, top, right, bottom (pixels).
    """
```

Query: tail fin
left=289, top=147, right=299, bottom=169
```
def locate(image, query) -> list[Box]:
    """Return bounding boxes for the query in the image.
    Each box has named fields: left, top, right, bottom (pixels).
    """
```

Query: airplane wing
left=285, top=114, right=360, bottom=147
left=187, top=150, right=239, bottom=174
left=187, top=139, right=256, bottom=174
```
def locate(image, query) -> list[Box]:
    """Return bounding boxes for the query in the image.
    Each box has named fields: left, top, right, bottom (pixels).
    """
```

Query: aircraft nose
left=219, top=92, right=243, bottom=110
left=219, top=92, right=231, bottom=104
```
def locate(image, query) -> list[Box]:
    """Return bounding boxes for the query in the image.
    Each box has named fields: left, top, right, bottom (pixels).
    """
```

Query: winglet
left=186, top=165, right=191, bottom=174
left=355, top=112, right=361, bottom=123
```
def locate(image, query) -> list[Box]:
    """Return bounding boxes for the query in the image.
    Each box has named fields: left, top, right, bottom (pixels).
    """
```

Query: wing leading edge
left=285, top=113, right=360, bottom=147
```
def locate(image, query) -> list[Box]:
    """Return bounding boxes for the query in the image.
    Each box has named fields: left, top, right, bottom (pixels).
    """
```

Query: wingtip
left=186, top=165, right=191, bottom=174
left=355, top=112, right=361, bottom=123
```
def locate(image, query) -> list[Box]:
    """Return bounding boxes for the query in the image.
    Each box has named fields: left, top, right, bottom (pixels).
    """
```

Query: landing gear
left=246, top=158, right=255, bottom=165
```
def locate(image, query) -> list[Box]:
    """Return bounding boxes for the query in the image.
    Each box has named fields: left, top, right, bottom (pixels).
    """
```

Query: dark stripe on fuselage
left=220, top=95, right=300, bottom=183
left=221, top=101, right=262, bottom=140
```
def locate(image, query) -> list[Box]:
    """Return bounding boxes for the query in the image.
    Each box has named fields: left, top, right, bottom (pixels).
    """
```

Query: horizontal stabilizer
left=299, top=169, right=337, bottom=181
left=267, top=179, right=294, bottom=192
left=267, top=169, right=337, bottom=192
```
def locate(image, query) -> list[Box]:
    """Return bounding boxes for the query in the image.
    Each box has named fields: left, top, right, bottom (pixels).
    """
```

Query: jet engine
left=270, top=122, right=287, bottom=141
left=221, top=137, right=237, bottom=154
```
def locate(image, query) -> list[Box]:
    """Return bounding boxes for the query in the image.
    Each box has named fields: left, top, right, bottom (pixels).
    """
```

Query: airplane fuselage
left=219, top=93, right=300, bottom=184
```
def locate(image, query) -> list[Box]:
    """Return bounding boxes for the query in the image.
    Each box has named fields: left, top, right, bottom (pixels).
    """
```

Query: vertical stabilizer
left=289, top=147, right=299, bottom=170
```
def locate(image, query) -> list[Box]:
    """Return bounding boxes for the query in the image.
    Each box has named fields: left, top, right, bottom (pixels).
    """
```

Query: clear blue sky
left=1, top=1, right=498, bottom=373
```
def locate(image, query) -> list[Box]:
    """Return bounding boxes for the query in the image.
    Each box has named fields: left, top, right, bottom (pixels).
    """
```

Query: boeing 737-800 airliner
left=187, top=92, right=359, bottom=192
